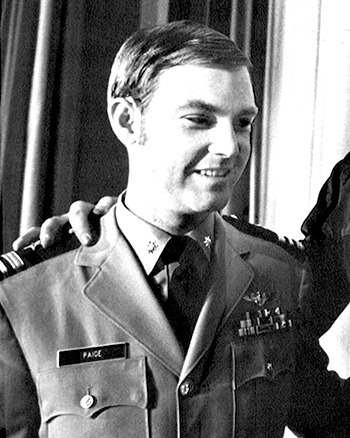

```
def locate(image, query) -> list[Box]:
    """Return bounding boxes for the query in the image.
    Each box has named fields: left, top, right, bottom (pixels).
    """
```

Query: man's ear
left=108, top=97, right=141, bottom=146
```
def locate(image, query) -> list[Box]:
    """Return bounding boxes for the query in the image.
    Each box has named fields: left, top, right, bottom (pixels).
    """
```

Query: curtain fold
left=1, top=1, right=25, bottom=188
left=140, top=0, right=169, bottom=28
left=1, top=0, right=39, bottom=252
left=20, top=0, right=64, bottom=234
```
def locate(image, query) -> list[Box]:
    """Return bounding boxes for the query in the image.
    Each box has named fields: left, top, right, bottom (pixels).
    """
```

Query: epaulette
left=0, top=213, right=102, bottom=282
left=223, top=215, right=306, bottom=262
left=0, top=233, right=80, bottom=282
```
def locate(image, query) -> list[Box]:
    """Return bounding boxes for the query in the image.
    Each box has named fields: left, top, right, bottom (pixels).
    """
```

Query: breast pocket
left=231, top=330, right=295, bottom=437
left=232, top=329, right=295, bottom=387
left=38, top=357, right=149, bottom=437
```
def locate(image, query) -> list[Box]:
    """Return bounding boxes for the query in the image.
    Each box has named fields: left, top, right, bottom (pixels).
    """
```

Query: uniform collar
left=116, top=193, right=215, bottom=275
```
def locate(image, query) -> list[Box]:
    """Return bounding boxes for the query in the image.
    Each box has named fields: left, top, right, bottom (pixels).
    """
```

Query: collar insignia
left=146, top=241, right=159, bottom=254
left=203, top=235, right=213, bottom=248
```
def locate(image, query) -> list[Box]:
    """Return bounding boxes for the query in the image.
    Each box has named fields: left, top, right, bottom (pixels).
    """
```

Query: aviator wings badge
left=243, top=290, right=270, bottom=307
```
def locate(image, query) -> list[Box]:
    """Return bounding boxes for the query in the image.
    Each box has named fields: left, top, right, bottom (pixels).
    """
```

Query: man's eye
left=236, top=118, right=253, bottom=132
left=184, top=115, right=214, bottom=127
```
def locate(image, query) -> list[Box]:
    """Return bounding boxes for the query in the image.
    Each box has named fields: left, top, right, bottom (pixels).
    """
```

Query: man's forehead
left=156, top=64, right=252, bottom=92
left=159, top=62, right=249, bottom=80
left=153, top=64, right=256, bottom=111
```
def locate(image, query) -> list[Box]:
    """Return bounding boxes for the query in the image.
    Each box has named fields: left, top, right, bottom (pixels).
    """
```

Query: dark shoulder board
left=223, top=215, right=306, bottom=262
left=0, top=233, right=80, bottom=281
left=1, top=212, right=102, bottom=282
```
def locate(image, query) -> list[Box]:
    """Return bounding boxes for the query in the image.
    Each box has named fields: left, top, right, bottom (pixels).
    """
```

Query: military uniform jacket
left=0, top=207, right=310, bottom=438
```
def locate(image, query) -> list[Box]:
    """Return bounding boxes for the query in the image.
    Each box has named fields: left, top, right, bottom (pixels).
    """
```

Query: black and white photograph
left=1, top=1, right=349, bottom=437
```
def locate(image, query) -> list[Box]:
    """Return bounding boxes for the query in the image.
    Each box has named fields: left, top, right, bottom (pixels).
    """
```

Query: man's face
left=128, top=64, right=258, bottom=219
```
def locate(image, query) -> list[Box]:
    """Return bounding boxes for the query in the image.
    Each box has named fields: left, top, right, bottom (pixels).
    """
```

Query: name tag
left=57, top=343, right=128, bottom=367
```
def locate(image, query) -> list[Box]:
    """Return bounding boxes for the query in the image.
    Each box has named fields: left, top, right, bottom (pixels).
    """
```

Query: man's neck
left=124, top=193, right=210, bottom=235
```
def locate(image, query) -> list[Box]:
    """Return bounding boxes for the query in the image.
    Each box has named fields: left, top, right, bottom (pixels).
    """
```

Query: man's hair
left=108, top=20, right=251, bottom=113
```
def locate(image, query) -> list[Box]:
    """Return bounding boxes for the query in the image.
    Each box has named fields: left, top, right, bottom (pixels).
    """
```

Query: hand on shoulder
left=12, top=196, right=118, bottom=251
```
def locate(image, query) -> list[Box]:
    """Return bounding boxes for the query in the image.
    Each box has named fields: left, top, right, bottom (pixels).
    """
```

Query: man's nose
left=208, top=124, right=239, bottom=157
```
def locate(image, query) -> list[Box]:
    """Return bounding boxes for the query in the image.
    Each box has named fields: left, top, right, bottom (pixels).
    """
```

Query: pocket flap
left=38, top=357, right=148, bottom=422
left=232, top=331, right=294, bottom=389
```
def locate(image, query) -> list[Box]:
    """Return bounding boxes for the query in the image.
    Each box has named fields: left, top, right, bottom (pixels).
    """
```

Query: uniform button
left=180, top=380, right=193, bottom=396
left=80, top=394, right=95, bottom=409
left=266, top=362, right=273, bottom=373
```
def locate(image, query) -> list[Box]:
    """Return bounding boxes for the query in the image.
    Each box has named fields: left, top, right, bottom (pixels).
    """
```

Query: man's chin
left=190, top=194, right=230, bottom=214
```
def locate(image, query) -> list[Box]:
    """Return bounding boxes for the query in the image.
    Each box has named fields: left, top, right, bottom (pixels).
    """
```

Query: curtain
left=1, top=0, right=82, bottom=251
left=1, top=0, right=140, bottom=253
left=20, top=0, right=66, bottom=234
left=258, top=0, right=350, bottom=239
left=1, top=0, right=39, bottom=252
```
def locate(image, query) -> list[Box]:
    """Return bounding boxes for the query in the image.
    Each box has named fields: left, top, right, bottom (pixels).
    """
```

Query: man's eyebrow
left=176, top=99, right=259, bottom=117
left=177, top=100, right=220, bottom=114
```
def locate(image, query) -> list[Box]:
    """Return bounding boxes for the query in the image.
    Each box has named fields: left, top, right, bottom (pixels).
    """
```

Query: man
left=0, top=21, right=348, bottom=437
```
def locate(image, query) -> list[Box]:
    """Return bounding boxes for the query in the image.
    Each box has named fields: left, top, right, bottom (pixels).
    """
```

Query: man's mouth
left=195, top=169, right=231, bottom=177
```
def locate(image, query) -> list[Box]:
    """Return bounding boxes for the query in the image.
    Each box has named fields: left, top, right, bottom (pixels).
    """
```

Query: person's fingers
left=12, top=197, right=115, bottom=253
left=12, top=227, right=41, bottom=251
left=92, top=196, right=118, bottom=215
left=39, top=214, right=70, bottom=248
left=68, top=200, right=96, bottom=246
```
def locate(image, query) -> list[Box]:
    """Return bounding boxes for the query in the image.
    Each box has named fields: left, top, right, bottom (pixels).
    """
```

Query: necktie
left=162, top=236, right=209, bottom=351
